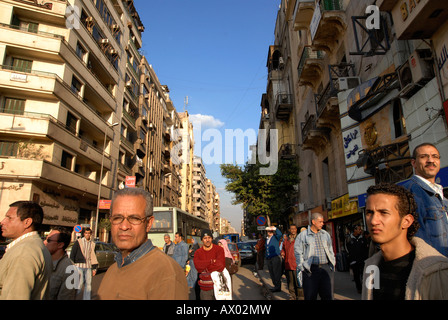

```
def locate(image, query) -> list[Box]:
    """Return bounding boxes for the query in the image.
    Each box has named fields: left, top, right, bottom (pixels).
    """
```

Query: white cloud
left=189, top=114, right=225, bottom=129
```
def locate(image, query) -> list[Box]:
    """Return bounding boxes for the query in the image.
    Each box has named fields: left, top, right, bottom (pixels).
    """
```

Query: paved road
left=232, top=263, right=266, bottom=300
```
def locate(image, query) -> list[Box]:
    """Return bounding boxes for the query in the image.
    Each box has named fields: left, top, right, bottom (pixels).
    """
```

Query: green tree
left=220, top=157, right=300, bottom=227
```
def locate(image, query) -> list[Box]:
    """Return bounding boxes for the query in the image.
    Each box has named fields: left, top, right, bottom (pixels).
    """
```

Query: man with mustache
left=94, top=188, right=188, bottom=300
left=402, top=143, right=448, bottom=257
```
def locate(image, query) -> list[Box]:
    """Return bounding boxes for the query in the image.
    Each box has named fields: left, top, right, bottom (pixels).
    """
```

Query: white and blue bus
left=148, top=207, right=210, bottom=249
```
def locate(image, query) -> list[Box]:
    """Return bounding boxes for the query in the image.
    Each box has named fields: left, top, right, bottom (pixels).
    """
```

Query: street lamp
left=94, top=122, right=119, bottom=240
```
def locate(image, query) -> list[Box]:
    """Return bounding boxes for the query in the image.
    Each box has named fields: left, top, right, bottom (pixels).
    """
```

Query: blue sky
left=134, top=0, right=281, bottom=232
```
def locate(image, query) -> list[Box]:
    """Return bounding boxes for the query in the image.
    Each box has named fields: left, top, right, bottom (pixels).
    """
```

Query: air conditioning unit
left=111, top=24, right=119, bottom=31
left=125, top=80, right=132, bottom=87
left=398, top=49, right=434, bottom=98
left=298, top=203, right=305, bottom=212
left=85, top=17, right=94, bottom=22
left=109, top=49, right=118, bottom=55
left=100, top=39, right=109, bottom=44
left=338, top=77, right=361, bottom=91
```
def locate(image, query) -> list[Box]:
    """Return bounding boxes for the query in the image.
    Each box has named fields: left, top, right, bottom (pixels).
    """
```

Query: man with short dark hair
left=172, top=232, right=189, bottom=269
left=194, top=229, right=225, bottom=300
left=362, top=183, right=448, bottom=300
left=70, top=227, right=98, bottom=300
left=402, top=143, right=448, bottom=257
left=0, top=201, right=52, bottom=299
left=95, top=188, right=188, bottom=300
left=44, top=226, right=76, bottom=300
left=163, top=234, right=174, bottom=257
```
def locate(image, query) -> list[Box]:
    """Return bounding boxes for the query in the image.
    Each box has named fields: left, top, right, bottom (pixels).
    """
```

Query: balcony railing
left=297, top=46, right=324, bottom=82
left=301, top=115, right=316, bottom=144
left=320, top=0, right=343, bottom=11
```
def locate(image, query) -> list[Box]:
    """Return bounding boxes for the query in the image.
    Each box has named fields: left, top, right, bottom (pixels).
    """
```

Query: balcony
left=297, top=46, right=325, bottom=89
left=301, top=114, right=331, bottom=152
left=275, top=94, right=293, bottom=121
left=120, top=135, right=135, bottom=154
left=293, top=0, right=315, bottom=30
left=315, top=82, right=339, bottom=129
left=279, top=143, right=297, bottom=159
left=311, top=0, right=347, bottom=53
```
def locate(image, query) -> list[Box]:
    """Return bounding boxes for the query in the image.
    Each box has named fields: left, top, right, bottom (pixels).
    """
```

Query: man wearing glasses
left=402, top=143, right=448, bottom=257
left=94, top=188, right=188, bottom=300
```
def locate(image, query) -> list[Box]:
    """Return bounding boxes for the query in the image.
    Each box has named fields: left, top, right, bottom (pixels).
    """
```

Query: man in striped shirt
left=70, top=228, right=98, bottom=300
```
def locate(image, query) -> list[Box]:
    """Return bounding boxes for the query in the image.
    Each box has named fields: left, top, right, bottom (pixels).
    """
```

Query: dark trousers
left=351, top=261, right=364, bottom=292
left=285, top=269, right=299, bottom=299
left=303, top=264, right=334, bottom=300
left=257, top=250, right=265, bottom=270
left=266, top=255, right=282, bottom=291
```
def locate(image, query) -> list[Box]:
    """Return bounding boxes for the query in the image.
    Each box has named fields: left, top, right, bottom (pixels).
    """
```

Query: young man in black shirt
left=362, top=183, right=448, bottom=300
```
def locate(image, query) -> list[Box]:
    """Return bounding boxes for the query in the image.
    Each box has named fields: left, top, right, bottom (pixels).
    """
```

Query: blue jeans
left=77, top=267, right=93, bottom=300
left=303, top=264, right=334, bottom=300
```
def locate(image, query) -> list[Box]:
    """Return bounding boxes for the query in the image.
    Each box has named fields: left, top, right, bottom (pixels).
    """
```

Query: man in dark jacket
left=347, top=225, right=368, bottom=293
left=265, top=226, right=283, bottom=292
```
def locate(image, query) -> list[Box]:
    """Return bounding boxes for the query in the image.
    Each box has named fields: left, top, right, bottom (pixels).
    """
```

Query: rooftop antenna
left=184, top=96, right=189, bottom=112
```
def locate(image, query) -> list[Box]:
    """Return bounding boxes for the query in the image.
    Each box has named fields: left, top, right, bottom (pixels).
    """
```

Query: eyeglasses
left=416, top=154, right=441, bottom=160
left=109, top=214, right=148, bottom=225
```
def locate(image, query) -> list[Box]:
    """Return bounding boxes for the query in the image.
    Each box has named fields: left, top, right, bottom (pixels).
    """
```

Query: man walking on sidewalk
left=295, top=213, right=336, bottom=300
left=265, top=226, right=283, bottom=293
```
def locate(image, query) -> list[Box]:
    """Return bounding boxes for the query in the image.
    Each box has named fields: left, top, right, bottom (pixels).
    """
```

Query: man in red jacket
left=193, top=230, right=225, bottom=300
left=281, top=224, right=301, bottom=300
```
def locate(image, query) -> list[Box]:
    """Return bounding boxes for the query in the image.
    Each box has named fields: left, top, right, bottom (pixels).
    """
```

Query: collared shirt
left=115, top=239, right=155, bottom=269
left=6, top=231, right=38, bottom=252
left=311, top=230, right=329, bottom=265
left=415, top=175, right=445, bottom=200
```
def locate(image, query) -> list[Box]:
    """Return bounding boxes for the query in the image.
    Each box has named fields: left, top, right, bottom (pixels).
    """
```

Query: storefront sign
left=98, top=199, right=111, bottom=210
left=125, top=176, right=136, bottom=188
left=329, top=194, right=358, bottom=219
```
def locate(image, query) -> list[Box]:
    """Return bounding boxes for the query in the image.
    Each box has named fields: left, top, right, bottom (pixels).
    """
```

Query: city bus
left=148, top=207, right=210, bottom=249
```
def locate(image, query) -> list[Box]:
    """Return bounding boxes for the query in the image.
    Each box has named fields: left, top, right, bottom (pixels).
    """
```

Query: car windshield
left=227, top=243, right=237, bottom=251
left=238, top=243, right=252, bottom=250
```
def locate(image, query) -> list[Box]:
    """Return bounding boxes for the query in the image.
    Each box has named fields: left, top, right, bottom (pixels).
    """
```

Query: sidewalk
left=256, top=266, right=361, bottom=300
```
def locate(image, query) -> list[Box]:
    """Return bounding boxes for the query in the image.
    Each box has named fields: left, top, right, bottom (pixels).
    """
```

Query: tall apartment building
left=0, top=0, right=144, bottom=235
left=192, top=155, right=206, bottom=219
left=178, top=111, right=194, bottom=214
left=206, top=178, right=220, bottom=233
left=258, top=0, right=448, bottom=253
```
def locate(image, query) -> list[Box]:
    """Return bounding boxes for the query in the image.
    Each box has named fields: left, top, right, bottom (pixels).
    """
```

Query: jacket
left=401, top=175, right=448, bottom=257
left=70, top=237, right=99, bottom=269
left=49, top=254, right=76, bottom=300
left=265, top=228, right=282, bottom=259
left=362, top=237, right=448, bottom=300
left=294, top=226, right=336, bottom=272
left=163, top=242, right=175, bottom=256
left=0, top=232, right=52, bottom=299
left=172, top=240, right=189, bottom=269
left=281, top=235, right=297, bottom=270
left=95, top=246, right=188, bottom=300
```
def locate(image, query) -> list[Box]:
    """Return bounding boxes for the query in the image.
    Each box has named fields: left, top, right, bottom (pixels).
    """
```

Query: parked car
left=66, top=241, right=119, bottom=271
left=237, top=242, right=256, bottom=264
left=227, top=242, right=241, bottom=267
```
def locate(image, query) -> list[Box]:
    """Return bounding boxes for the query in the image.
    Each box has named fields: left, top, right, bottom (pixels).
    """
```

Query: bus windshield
left=149, top=211, right=173, bottom=233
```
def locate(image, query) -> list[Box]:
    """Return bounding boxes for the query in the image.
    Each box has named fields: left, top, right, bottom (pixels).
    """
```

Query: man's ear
left=401, top=214, right=414, bottom=229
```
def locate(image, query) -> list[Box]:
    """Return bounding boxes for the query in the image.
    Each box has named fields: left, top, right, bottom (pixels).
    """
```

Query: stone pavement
left=255, top=265, right=361, bottom=301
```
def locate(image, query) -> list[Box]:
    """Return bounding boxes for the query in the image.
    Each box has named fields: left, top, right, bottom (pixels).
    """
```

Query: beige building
left=206, top=178, right=220, bottom=233
left=192, top=155, right=206, bottom=219
left=0, top=0, right=145, bottom=235
left=178, top=111, right=194, bottom=214
left=257, top=0, right=448, bottom=254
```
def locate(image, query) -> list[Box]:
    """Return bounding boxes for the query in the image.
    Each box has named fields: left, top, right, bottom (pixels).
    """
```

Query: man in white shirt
left=402, top=143, right=448, bottom=257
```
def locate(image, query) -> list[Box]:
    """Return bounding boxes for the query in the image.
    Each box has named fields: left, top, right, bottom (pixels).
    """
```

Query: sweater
left=95, top=247, right=188, bottom=300
left=194, top=245, right=225, bottom=291
left=362, top=237, right=448, bottom=300
left=0, top=233, right=52, bottom=300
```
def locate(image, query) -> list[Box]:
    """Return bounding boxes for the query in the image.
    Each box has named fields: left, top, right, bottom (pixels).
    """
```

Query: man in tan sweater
left=0, top=201, right=52, bottom=300
left=95, top=188, right=188, bottom=300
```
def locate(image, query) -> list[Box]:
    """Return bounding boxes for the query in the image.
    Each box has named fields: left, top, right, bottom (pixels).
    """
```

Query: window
left=61, top=151, right=73, bottom=170
left=0, top=141, right=18, bottom=156
left=2, top=98, right=25, bottom=115
left=66, top=112, right=78, bottom=134
left=71, top=76, right=82, bottom=96
left=12, top=58, right=32, bottom=73
left=76, top=42, right=87, bottom=61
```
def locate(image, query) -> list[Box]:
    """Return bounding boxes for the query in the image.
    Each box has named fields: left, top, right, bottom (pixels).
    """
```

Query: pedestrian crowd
left=0, top=143, right=447, bottom=300
left=258, top=142, right=448, bottom=300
